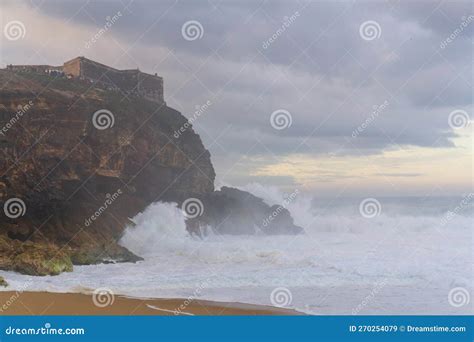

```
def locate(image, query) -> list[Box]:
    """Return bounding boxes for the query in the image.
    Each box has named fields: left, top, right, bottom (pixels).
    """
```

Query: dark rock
left=0, top=70, right=214, bottom=273
left=0, top=235, right=72, bottom=276
left=70, top=243, right=143, bottom=265
left=187, top=187, right=304, bottom=235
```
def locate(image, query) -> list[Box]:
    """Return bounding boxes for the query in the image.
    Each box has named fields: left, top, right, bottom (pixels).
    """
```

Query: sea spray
left=119, top=202, right=188, bottom=256
left=4, top=186, right=468, bottom=315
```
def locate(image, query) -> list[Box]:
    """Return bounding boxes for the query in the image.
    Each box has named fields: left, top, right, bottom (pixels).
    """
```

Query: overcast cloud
left=1, top=0, right=472, bottom=194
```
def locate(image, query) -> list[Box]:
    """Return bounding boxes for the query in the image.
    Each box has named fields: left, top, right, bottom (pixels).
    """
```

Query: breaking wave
left=2, top=184, right=472, bottom=314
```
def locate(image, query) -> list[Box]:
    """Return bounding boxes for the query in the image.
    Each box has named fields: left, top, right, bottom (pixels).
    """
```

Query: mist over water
left=1, top=184, right=472, bottom=314
left=120, top=202, right=189, bottom=256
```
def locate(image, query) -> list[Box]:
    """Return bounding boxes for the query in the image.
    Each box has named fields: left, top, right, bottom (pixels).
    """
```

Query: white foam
left=0, top=185, right=471, bottom=314
left=120, top=202, right=188, bottom=256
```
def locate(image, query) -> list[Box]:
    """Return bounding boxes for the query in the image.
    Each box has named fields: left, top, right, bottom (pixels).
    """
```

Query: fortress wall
left=7, top=57, right=164, bottom=103
left=105, top=70, right=140, bottom=93
left=76, top=59, right=139, bottom=94
left=79, top=59, right=115, bottom=83
left=138, top=72, right=164, bottom=103
left=63, top=59, right=82, bottom=77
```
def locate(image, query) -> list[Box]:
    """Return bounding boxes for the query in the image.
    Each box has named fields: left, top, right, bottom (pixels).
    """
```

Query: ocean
left=1, top=185, right=472, bottom=315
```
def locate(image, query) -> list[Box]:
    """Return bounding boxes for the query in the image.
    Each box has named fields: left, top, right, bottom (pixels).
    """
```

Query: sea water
left=1, top=185, right=472, bottom=314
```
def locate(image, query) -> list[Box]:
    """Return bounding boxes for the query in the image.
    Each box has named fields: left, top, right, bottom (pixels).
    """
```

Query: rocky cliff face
left=0, top=69, right=303, bottom=277
left=0, top=70, right=215, bottom=274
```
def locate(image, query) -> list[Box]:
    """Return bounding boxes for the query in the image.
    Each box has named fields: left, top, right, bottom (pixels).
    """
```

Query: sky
left=1, top=0, right=472, bottom=196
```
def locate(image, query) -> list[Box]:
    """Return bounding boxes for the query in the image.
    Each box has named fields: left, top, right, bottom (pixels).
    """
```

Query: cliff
left=0, top=68, right=302, bottom=277
left=0, top=70, right=214, bottom=275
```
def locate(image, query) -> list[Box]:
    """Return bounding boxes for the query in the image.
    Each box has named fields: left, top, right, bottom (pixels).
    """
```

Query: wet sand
left=0, top=291, right=301, bottom=315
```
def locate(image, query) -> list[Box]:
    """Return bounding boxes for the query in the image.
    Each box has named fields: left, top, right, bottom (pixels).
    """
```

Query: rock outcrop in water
left=188, top=187, right=303, bottom=235
left=0, top=67, right=302, bottom=276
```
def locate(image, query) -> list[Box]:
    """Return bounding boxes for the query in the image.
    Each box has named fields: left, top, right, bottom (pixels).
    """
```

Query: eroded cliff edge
left=0, top=70, right=302, bottom=277
left=0, top=70, right=215, bottom=275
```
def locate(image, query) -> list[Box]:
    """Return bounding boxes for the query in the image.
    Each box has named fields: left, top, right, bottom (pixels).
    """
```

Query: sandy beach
left=0, top=291, right=301, bottom=316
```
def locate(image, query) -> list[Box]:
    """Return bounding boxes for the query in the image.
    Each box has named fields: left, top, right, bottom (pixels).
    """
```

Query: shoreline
left=0, top=291, right=303, bottom=316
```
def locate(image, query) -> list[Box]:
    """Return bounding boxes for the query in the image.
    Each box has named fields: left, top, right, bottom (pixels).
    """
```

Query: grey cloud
left=2, top=0, right=472, bottom=172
